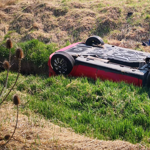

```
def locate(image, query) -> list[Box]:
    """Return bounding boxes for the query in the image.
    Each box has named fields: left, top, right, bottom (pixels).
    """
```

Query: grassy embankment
left=0, top=0, right=150, bottom=50
left=1, top=0, right=150, bottom=146
left=0, top=39, right=150, bottom=145
left=1, top=71, right=150, bottom=145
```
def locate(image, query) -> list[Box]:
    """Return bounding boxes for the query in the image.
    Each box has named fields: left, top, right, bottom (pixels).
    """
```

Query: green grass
left=18, top=39, right=57, bottom=68
left=0, top=39, right=57, bottom=69
left=0, top=39, right=73, bottom=73
left=1, top=71, right=150, bottom=145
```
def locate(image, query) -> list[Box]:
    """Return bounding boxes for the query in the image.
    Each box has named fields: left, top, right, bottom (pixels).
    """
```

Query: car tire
left=51, top=51, right=75, bottom=75
left=86, top=35, right=104, bottom=46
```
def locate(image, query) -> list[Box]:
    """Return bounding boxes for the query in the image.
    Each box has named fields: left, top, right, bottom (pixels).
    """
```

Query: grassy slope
left=0, top=0, right=150, bottom=50
left=1, top=0, right=150, bottom=147
left=1, top=71, right=150, bottom=145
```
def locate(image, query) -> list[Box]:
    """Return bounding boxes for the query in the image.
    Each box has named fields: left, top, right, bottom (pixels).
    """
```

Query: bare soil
left=0, top=103, right=147, bottom=150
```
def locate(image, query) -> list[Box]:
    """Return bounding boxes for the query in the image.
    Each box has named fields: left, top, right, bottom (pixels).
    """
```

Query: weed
left=0, top=39, right=23, bottom=148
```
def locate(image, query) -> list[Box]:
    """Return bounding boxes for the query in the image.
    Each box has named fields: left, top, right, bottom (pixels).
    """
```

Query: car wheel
left=86, top=35, right=104, bottom=46
left=51, top=51, right=75, bottom=75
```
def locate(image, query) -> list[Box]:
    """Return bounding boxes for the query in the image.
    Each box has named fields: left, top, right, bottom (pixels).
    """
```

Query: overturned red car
left=48, top=36, right=150, bottom=87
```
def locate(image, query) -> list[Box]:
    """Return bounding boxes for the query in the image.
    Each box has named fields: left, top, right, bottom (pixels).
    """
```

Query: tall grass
left=1, top=72, right=150, bottom=144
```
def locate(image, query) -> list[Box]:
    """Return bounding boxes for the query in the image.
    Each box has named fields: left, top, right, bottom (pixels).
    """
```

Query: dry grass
left=108, top=39, right=121, bottom=46
left=0, top=0, right=18, bottom=7
left=0, top=0, right=149, bottom=48
left=5, top=0, right=17, bottom=5
left=0, top=102, right=147, bottom=150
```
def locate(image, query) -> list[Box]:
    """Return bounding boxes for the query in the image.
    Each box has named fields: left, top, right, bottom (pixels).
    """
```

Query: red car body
left=48, top=37, right=150, bottom=87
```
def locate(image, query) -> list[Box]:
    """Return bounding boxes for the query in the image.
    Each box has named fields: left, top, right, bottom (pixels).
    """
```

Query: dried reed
left=2, top=95, right=20, bottom=146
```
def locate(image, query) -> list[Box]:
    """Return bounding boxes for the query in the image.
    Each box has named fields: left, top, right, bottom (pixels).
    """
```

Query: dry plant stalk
left=0, top=39, right=12, bottom=98
left=0, top=48, right=24, bottom=106
left=2, top=95, right=21, bottom=147
left=0, top=39, right=24, bottom=148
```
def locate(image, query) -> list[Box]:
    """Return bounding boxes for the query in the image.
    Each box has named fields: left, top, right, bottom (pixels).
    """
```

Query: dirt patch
left=0, top=102, right=147, bottom=150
